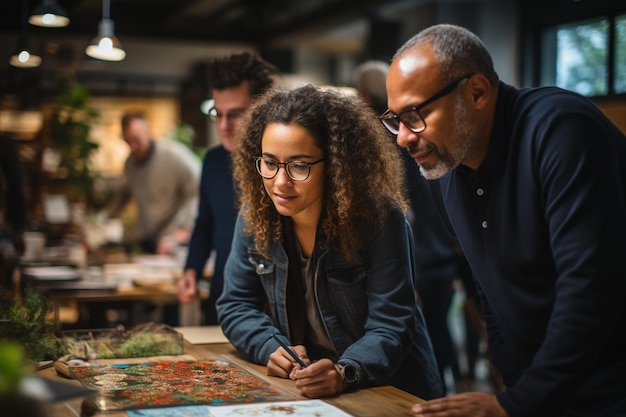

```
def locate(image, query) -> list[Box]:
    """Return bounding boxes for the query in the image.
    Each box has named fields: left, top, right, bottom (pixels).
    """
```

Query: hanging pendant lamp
left=85, top=0, right=126, bottom=61
left=11, top=0, right=42, bottom=68
left=10, top=45, right=42, bottom=68
left=29, top=0, right=70, bottom=28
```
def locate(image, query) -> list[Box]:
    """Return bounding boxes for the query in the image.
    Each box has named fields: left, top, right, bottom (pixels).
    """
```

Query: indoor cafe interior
left=0, top=1, right=625, bottom=416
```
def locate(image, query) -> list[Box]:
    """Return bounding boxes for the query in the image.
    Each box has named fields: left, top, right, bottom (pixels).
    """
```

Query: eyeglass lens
left=208, top=108, right=243, bottom=123
left=381, top=111, right=425, bottom=135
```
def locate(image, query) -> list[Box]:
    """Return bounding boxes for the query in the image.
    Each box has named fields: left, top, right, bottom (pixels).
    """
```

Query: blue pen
left=271, top=334, right=307, bottom=368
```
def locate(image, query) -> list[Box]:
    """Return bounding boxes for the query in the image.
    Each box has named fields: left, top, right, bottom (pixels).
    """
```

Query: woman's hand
left=267, top=345, right=310, bottom=378
left=412, top=392, right=508, bottom=417
left=292, top=358, right=347, bottom=398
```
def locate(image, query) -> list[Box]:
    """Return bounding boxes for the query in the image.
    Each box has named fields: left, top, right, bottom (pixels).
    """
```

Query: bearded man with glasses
left=385, top=24, right=626, bottom=417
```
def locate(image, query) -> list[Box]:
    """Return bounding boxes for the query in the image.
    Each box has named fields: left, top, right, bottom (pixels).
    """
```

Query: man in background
left=177, top=52, right=280, bottom=325
left=108, top=112, right=200, bottom=254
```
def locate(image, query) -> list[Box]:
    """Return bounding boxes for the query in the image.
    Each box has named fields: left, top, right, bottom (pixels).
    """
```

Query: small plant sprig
left=0, top=291, right=64, bottom=362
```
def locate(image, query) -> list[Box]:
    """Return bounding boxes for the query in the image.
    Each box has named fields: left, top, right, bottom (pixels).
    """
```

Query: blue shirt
left=440, top=82, right=626, bottom=417
left=184, top=145, right=237, bottom=324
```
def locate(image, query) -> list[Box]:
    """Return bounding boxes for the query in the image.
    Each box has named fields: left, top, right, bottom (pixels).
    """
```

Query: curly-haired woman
left=216, top=84, right=443, bottom=400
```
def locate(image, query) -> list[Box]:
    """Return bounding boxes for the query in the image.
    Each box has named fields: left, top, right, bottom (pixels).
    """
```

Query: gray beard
left=419, top=96, right=477, bottom=180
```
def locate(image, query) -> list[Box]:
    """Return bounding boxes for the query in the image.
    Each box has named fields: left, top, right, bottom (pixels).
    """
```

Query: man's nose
left=395, top=122, right=416, bottom=149
left=217, top=117, right=230, bottom=130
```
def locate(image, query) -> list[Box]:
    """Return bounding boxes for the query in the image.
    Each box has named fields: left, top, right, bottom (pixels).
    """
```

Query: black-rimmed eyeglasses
left=380, top=74, right=473, bottom=135
left=254, top=157, right=325, bottom=181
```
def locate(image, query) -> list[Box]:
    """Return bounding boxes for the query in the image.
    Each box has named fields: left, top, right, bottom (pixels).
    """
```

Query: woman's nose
left=273, top=166, right=292, bottom=184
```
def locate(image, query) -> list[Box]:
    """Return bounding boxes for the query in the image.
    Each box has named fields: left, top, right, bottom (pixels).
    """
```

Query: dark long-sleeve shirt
left=184, top=145, right=237, bottom=324
left=439, top=82, right=626, bottom=417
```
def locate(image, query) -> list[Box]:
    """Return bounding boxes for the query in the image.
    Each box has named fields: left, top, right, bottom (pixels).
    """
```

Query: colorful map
left=70, top=360, right=291, bottom=411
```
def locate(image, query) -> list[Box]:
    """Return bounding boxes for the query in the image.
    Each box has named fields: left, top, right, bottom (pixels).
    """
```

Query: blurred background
left=0, top=0, right=624, bottom=227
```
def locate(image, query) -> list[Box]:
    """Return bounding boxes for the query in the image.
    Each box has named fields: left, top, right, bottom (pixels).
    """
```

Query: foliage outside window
left=557, top=18, right=608, bottom=96
left=542, top=14, right=626, bottom=97
left=616, top=14, right=626, bottom=94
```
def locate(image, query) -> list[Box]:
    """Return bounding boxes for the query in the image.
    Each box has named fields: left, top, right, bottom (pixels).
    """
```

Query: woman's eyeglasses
left=254, top=157, right=325, bottom=181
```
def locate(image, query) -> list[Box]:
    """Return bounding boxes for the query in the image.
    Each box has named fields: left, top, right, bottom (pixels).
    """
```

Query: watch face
left=343, top=365, right=357, bottom=383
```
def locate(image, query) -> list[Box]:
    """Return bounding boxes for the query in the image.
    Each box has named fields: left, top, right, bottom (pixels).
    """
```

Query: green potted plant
left=0, top=291, right=65, bottom=363
left=49, top=79, right=100, bottom=209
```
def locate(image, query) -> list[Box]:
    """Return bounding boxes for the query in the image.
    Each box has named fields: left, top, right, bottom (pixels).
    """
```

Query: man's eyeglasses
left=208, top=107, right=244, bottom=123
left=254, top=157, right=325, bottom=181
left=380, top=74, right=473, bottom=135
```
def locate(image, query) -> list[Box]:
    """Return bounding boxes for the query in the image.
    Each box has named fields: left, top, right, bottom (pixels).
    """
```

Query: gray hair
left=394, top=24, right=499, bottom=86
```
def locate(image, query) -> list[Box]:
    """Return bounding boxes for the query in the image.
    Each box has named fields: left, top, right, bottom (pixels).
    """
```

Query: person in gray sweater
left=109, top=112, right=200, bottom=253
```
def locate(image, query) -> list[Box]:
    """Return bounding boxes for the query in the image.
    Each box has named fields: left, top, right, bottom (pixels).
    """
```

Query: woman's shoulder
left=377, top=194, right=407, bottom=218
left=357, top=195, right=407, bottom=234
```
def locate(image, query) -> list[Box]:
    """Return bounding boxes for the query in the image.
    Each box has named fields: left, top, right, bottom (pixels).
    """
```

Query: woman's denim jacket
left=216, top=204, right=443, bottom=400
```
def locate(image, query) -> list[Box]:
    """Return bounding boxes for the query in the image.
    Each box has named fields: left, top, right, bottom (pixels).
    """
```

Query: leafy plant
left=49, top=79, right=100, bottom=205
left=0, top=292, right=64, bottom=362
left=64, top=322, right=183, bottom=359
left=169, top=122, right=204, bottom=160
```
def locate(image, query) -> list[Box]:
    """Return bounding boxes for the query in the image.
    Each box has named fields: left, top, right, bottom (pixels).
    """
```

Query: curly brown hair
left=232, top=84, right=408, bottom=259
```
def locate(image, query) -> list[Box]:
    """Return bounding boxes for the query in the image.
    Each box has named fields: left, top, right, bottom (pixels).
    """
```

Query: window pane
left=615, top=14, right=626, bottom=94
left=555, top=19, right=608, bottom=96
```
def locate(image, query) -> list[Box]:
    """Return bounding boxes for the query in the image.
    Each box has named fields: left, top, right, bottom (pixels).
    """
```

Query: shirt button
left=476, top=188, right=484, bottom=196
left=481, top=220, right=488, bottom=229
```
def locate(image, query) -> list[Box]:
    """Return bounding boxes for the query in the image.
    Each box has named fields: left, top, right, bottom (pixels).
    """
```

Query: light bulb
left=19, top=50, right=31, bottom=62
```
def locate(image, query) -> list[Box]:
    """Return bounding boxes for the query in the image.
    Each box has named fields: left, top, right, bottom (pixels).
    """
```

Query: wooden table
left=20, top=262, right=180, bottom=328
left=38, top=341, right=424, bottom=417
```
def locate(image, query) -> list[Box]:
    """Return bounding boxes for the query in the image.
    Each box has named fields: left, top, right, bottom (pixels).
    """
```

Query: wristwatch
left=335, top=363, right=358, bottom=387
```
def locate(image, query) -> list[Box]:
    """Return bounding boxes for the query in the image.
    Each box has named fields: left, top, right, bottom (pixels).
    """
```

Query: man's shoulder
left=157, top=140, right=201, bottom=167
left=513, top=84, right=596, bottom=115
left=157, top=139, right=193, bottom=154
left=202, top=145, right=230, bottom=168
left=203, top=145, right=227, bottom=159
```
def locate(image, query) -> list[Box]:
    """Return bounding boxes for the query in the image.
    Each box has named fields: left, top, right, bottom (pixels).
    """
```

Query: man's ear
left=467, top=74, right=491, bottom=110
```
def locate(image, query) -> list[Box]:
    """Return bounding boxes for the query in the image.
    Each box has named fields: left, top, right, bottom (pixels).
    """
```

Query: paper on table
left=208, top=400, right=353, bottom=417
left=173, top=326, right=229, bottom=344
left=127, top=400, right=353, bottom=417
left=128, top=405, right=210, bottom=417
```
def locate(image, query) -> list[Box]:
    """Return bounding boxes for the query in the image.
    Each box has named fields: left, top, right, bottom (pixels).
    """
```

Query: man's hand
left=177, top=269, right=197, bottom=303
left=412, top=392, right=508, bottom=417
